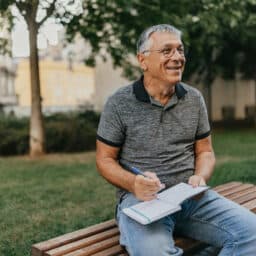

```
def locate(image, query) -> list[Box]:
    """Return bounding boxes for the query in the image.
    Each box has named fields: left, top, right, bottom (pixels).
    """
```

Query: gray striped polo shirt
left=97, top=76, right=210, bottom=198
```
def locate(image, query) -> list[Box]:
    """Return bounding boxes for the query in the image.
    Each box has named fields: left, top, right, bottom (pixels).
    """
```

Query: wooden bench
left=32, top=182, right=256, bottom=256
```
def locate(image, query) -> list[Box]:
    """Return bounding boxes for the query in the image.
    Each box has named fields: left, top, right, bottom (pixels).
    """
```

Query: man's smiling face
left=138, top=31, right=186, bottom=85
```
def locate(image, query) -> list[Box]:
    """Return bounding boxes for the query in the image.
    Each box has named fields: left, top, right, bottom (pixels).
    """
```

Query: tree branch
left=15, top=1, right=31, bottom=25
left=37, top=0, right=57, bottom=28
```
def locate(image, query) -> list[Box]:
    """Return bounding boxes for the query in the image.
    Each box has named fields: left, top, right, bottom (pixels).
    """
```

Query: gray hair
left=136, top=24, right=182, bottom=54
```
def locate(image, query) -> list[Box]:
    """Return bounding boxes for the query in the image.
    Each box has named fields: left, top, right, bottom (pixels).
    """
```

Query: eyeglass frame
left=142, top=46, right=186, bottom=58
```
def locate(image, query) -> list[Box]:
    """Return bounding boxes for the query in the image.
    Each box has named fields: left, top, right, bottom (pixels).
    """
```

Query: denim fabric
left=116, top=190, right=256, bottom=256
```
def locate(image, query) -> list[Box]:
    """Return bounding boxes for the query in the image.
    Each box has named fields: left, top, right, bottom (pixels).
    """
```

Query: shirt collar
left=133, top=76, right=187, bottom=103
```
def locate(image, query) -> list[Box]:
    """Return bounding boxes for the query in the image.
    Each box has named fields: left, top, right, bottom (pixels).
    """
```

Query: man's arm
left=96, top=140, right=162, bottom=201
left=188, top=135, right=216, bottom=187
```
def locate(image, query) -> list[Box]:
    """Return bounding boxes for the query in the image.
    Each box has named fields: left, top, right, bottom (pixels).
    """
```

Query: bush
left=0, top=116, right=29, bottom=156
left=0, top=111, right=100, bottom=156
left=0, top=128, right=29, bottom=155
left=45, top=118, right=97, bottom=153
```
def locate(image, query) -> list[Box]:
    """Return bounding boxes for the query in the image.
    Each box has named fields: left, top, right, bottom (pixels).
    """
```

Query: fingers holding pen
left=133, top=171, right=165, bottom=201
left=144, top=172, right=166, bottom=192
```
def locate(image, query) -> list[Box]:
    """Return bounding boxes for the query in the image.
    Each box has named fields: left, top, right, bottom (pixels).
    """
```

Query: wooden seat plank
left=92, top=245, right=125, bottom=256
left=63, top=235, right=120, bottom=256
left=46, top=227, right=120, bottom=256
left=220, top=184, right=254, bottom=197
left=233, top=192, right=256, bottom=205
left=175, top=237, right=202, bottom=250
left=242, top=199, right=256, bottom=213
left=228, top=187, right=256, bottom=200
left=213, top=182, right=242, bottom=192
left=229, top=191, right=256, bottom=205
left=32, top=220, right=116, bottom=256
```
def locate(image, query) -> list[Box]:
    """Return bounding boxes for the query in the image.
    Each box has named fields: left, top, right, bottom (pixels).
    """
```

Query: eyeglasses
left=142, top=47, right=185, bottom=58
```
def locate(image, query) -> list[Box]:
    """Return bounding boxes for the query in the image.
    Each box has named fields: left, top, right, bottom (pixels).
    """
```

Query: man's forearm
left=96, top=156, right=136, bottom=193
left=96, top=140, right=162, bottom=201
left=194, top=151, right=216, bottom=183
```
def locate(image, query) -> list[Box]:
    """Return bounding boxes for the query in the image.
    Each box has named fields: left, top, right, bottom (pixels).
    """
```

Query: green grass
left=0, top=129, right=255, bottom=255
left=0, top=152, right=116, bottom=256
left=210, top=129, right=256, bottom=186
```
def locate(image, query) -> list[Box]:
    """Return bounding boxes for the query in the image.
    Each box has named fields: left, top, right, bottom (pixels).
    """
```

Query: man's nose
left=171, top=49, right=184, bottom=60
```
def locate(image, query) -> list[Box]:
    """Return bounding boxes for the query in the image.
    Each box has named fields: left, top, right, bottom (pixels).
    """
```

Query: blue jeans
left=116, top=190, right=256, bottom=256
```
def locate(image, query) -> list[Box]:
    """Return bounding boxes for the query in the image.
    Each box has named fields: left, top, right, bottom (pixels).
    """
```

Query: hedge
left=0, top=111, right=100, bottom=156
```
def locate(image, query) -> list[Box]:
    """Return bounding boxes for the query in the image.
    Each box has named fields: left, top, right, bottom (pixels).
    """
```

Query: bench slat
left=230, top=191, right=256, bottom=205
left=46, top=228, right=120, bottom=256
left=234, top=192, right=256, bottom=205
left=242, top=199, right=256, bottom=213
left=63, top=235, right=120, bottom=256
left=228, top=187, right=256, bottom=200
left=220, top=184, right=254, bottom=197
left=92, top=245, right=125, bottom=256
left=175, top=237, right=202, bottom=250
left=213, top=182, right=242, bottom=192
left=32, top=220, right=116, bottom=256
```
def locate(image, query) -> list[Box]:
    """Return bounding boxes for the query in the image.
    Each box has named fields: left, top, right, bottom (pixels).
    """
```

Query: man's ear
left=137, top=53, right=148, bottom=71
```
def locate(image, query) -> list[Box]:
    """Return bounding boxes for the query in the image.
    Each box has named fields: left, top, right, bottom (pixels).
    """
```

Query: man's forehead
left=149, top=31, right=183, bottom=47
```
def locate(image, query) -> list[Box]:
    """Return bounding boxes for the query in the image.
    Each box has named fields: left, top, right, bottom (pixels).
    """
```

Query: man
left=96, top=24, right=256, bottom=256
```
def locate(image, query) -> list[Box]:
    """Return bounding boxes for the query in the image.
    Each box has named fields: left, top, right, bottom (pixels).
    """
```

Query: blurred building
left=0, top=16, right=18, bottom=114
left=11, top=29, right=128, bottom=116
left=8, top=25, right=256, bottom=121
left=94, top=56, right=130, bottom=111
left=12, top=58, right=94, bottom=116
left=193, top=78, right=256, bottom=122
left=10, top=31, right=94, bottom=117
left=0, top=56, right=17, bottom=114
left=211, top=78, right=256, bottom=122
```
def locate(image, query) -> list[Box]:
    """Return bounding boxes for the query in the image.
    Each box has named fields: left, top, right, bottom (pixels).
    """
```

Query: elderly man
left=96, top=24, right=256, bottom=256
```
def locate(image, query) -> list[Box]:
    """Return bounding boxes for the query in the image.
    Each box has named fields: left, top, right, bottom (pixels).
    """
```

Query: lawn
left=0, top=129, right=255, bottom=255
left=210, top=129, right=256, bottom=186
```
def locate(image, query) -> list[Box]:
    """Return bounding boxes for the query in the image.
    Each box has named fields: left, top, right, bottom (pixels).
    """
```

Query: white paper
left=123, top=199, right=181, bottom=225
left=158, top=182, right=209, bottom=205
left=123, top=182, right=209, bottom=225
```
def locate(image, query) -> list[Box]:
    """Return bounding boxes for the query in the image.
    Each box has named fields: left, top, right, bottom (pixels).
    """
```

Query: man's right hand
left=133, top=171, right=165, bottom=201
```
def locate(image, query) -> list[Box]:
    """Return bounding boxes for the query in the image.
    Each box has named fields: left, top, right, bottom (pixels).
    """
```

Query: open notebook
left=123, top=182, right=209, bottom=225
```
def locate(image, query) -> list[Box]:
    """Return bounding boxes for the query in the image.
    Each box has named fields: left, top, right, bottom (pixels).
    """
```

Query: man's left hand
left=188, top=175, right=207, bottom=200
left=188, top=175, right=206, bottom=187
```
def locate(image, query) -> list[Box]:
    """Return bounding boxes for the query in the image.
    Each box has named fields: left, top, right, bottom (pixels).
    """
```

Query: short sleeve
left=97, top=97, right=125, bottom=147
left=195, top=94, right=211, bottom=140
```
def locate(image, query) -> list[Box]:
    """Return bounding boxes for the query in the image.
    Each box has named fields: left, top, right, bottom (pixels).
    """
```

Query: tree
left=66, top=0, right=256, bottom=121
left=1, top=0, right=255, bottom=156
left=65, top=0, right=187, bottom=79
left=182, top=0, right=256, bottom=121
left=0, top=0, right=81, bottom=156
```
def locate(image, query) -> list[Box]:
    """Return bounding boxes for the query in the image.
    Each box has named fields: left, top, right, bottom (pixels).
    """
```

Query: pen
left=130, top=166, right=147, bottom=177
left=130, top=166, right=165, bottom=194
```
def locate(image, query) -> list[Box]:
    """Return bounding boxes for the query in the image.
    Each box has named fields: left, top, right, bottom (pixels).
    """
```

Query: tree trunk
left=28, top=20, right=45, bottom=156
left=254, top=79, right=256, bottom=127
left=203, top=83, right=212, bottom=123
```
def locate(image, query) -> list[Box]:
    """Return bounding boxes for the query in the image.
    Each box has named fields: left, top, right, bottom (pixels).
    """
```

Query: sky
left=9, top=1, right=83, bottom=57
left=11, top=18, right=62, bottom=57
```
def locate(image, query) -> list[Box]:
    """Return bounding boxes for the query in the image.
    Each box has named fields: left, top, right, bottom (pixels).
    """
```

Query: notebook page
left=158, top=182, right=209, bottom=205
left=123, top=198, right=180, bottom=224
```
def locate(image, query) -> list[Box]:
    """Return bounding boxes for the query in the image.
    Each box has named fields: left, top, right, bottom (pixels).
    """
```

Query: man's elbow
left=96, top=154, right=106, bottom=176
left=96, top=153, right=116, bottom=178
